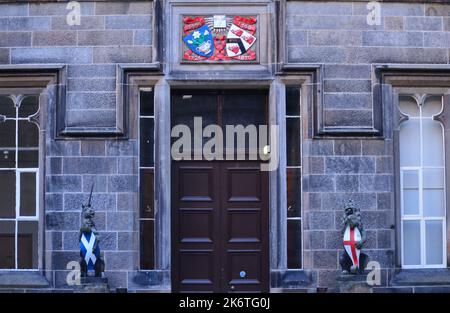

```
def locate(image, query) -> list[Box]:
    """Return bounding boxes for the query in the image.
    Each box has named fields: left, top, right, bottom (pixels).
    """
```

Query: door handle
left=230, top=285, right=235, bottom=291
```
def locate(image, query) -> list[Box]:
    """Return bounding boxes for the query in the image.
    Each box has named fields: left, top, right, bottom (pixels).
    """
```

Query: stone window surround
left=0, top=65, right=62, bottom=288
left=378, top=65, right=450, bottom=281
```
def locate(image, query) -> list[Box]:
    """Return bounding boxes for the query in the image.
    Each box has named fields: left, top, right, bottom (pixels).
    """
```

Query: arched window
left=399, top=94, right=446, bottom=268
left=0, top=95, right=40, bottom=269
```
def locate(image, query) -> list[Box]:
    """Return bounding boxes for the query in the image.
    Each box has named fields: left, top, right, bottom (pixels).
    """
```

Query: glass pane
left=403, top=170, right=419, bottom=189
left=0, top=171, right=15, bottom=218
left=399, top=119, right=420, bottom=167
left=286, top=86, right=300, bottom=116
left=0, top=96, right=15, bottom=118
left=222, top=93, right=266, bottom=127
left=423, top=190, right=445, bottom=217
left=140, top=89, right=154, bottom=117
left=0, top=120, right=16, bottom=149
left=422, top=95, right=443, bottom=117
left=19, top=95, right=39, bottom=118
left=287, top=168, right=301, bottom=218
left=403, top=190, right=419, bottom=215
left=18, top=121, right=39, bottom=148
left=140, top=118, right=154, bottom=167
left=287, top=219, right=302, bottom=269
left=140, top=169, right=154, bottom=219
left=20, top=172, right=36, bottom=217
left=422, top=119, right=444, bottom=167
left=18, top=149, right=38, bottom=168
left=286, top=118, right=301, bottom=166
left=425, top=220, right=444, bottom=265
left=172, top=93, right=217, bottom=130
left=399, top=95, right=419, bottom=117
left=0, top=149, right=15, bottom=168
left=403, top=220, right=421, bottom=266
left=423, top=168, right=445, bottom=189
left=140, top=220, right=154, bottom=270
left=0, top=221, right=15, bottom=269
left=18, top=221, right=38, bottom=269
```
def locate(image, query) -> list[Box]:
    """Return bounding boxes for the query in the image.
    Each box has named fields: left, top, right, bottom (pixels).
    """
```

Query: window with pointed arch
left=0, top=95, right=40, bottom=270
left=399, top=94, right=447, bottom=268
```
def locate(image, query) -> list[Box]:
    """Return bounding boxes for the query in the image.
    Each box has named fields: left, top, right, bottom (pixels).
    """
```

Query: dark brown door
left=171, top=160, right=269, bottom=293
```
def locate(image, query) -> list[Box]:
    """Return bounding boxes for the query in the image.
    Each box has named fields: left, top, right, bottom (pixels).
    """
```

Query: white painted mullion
left=14, top=103, right=19, bottom=270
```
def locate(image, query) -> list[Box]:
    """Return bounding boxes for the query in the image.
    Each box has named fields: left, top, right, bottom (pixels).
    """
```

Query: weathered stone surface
left=63, top=157, right=117, bottom=174
left=93, top=46, right=152, bottom=63
left=117, top=193, right=138, bottom=212
left=307, top=231, right=325, bottom=250
left=106, top=212, right=134, bottom=231
left=105, top=251, right=137, bottom=270
left=51, top=16, right=104, bottom=31
left=321, top=193, right=377, bottom=211
left=324, top=64, right=371, bottom=79
left=336, top=175, right=359, bottom=192
left=118, top=157, right=137, bottom=174
left=67, top=92, right=116, bottom=110
left=0, top=32, right=31, bottom=47
left=64, top=193, right=116, bottom=212
left=82, top=175, right=108, bottom=193
left=324, top=93, right=372, bottom=109
left=46, top=176, right=82, bottom=193
left=7, top=17, right=51, bottom=31
left=363, top=31, right=423, bottom=47
left=46, top=212, right=80, bottom=231
left=32, top=31, right=77, bottom=46
left=81, top=141, right=106, bottom=156
left=307, top=211, right=335, bottom=230
left=0, top=48, right=9, bottom=63
left=0, top=4, right=29, bottom=17
left=334, top=140, right=361, bottom=156
left=405, top=17, right=442, bottom=31
left=66, top=109, right=116, bottom=128
left=118, top=232, right=138, bottom=251
left=359, top=175, right=392, bottom=192
left=308, top=30, right=361, bottom=47
left=384, top=16, right=404, bottom=31
left=105, top=15, right=152, bottom=30
left=106, top=140, right=138, bottom=156
left=307, top=175, right=335, bottom=192
left=29, top=3, right=94, bottom=16
left=108, top=175, right=138, bottom=193
left=325, top=157, right=375, bottom=174
left=134, top=29, right=153, bottom=45
left=324, top=80, right=371, bottom=93
left=48, top=141, right=81, bottom=157
left=313, top=251, right=338, bottom=269
left=95, top=2, right=153, bottom=15
left=11, top=47, right=92, bottom=64
left=78, top=30, right=133, bottom=46
left=323, top=110, right=372, bottom=127
left=45, top=193, right=64, bottom=212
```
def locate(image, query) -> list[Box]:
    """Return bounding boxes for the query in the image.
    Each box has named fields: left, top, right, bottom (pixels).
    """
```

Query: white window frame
left=0, top=95, right=40, bottom=271
left=400, top=94, right=447, bottom=269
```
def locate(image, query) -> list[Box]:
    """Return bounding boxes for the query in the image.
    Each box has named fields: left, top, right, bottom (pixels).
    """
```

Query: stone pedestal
left=76, top=277, right=109, bottom=293
left=337, top=273, right=372, bottom=293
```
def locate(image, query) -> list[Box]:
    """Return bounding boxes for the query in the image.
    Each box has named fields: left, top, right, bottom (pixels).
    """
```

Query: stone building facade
left=0, top=0, right=450, bottom=293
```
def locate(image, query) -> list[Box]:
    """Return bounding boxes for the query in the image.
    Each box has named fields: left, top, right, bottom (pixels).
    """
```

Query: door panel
left=172, top=161, right=269, bottom=293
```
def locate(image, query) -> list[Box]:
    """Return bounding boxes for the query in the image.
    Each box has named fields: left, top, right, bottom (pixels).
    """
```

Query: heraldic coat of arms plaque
left=182, top=15, right=258, bottom=62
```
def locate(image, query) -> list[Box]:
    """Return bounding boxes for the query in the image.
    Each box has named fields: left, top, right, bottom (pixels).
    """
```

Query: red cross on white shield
left=343, top=226, right=362, bottom=267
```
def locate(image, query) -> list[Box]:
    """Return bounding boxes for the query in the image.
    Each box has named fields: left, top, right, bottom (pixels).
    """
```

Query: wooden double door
left=170, top=90, right=270, bottom=292
left=171, top=160, right=269, bottom=292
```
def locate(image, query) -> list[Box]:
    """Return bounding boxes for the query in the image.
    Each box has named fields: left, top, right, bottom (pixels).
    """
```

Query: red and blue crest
left=183, top=25, right=214, bottom=58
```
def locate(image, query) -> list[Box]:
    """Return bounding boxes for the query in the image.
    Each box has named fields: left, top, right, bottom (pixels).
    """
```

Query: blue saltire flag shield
left=80, top=232, right=100, bottom=271
left=183, top=25, right=214, bottom=58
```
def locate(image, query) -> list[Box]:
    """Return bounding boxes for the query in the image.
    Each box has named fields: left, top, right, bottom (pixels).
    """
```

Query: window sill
left=392, top=269, right=450, bottom=286
left=0, top=271, right=49, bottom=289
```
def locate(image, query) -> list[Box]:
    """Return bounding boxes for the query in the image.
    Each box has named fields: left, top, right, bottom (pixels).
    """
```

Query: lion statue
left=339, top=200, right=369, bottom=274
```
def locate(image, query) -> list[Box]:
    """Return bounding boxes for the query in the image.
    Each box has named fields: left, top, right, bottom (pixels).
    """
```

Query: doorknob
left=230, top=285, right=235, bottom=291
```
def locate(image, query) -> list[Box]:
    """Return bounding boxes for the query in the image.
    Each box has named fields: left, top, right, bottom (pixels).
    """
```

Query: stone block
left=51, top=16, right=104, bottom=31
left=8, top=17, right=51, bottom=31
left=105, top=251, right=137, bottom=270
left=63, top=157, right=117, bottom=175
left=362, top=31, right=423, bottom=47
left=0, top=48, right=9, bottom=63
left=324, top=93, right=372, bottom=109
left=78, top=30, right=133, bottom=46
left=359, top=175, right=392, bottom=192
left=46, top=175, right=82, bottom=193
left=66, top=109, right=116, bottom=128
left=93, top=46, right=152, bottom=63
left=106, top=140, right=137, bottom=156
left=95, top=2, right=153, bottom=15
left=118, top=157, right=137, bottom=174
left=108, top=175, right=138, bottom=193
left=106, top=212, right=134, bottom=231
left=324, top=64, right=371, bottom=79
left=48, top=141, right=81, bottom=157
left=325, top=156, right=375, bottom=174
left=29, top=3, right=94, bottom=16
left=105, top=15, right=152, bottom=30
left=334, top=140, right=362, bottom=156
left=0, top=4, right=29, bottom=16
left=286, top=30, right=307, bottom=46
left=384, top=16, right=404, bottom=31
left=118, top=232, right=138, bottom=251
left=81, top=141, right=106, bottom=156
left=45, top=193, right=64, bottom=212
left=322, top=193, right=377, bottom=211
left=324, top=80, right=371, bottom=93
left=307, top=175, right=334, bottom=192
left=323, top=109, right=372, bottom=127
left=405, top=17, right=442, bottom=31
left=11, top=47, right=92, bottom=64
left=46, top=212, right=80, bottom=231
left=117, top=193, right=138, bottom=212
left=313, top=251, right=338, bottom=269
left=134, top=29, right=152, bottom=45
left=32, top=31, right=77, bottom=46
left=67, top=92, right=116, bottom=110
left=82, top=175, right=108, bottom=193
left=0, top=32, right=31, bottom=47
left=308, top=30, right=361, bottom=46
left=307, top=211, right=335, bottom=230
left=336, top=175, right=359, bottom=192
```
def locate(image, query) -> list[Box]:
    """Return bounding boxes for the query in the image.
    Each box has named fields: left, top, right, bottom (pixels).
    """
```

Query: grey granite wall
left=0, top=1, right=152, bottom=291
left=286, top=1, right=450, bottom=288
